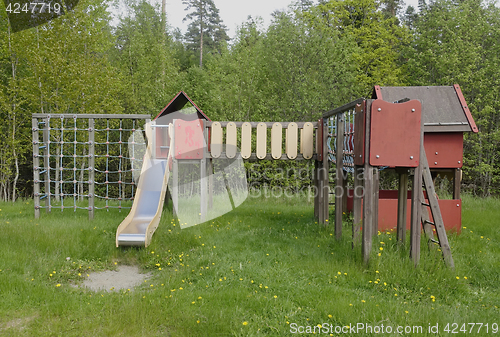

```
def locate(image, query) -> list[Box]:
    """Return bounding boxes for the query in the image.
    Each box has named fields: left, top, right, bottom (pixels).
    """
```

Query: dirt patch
left=81, top=265, right=151, bottom=292
left=0, top=314, right=38, bottom=332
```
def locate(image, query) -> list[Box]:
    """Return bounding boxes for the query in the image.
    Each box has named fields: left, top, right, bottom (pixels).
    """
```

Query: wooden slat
left=286, top=123, right=298, bottom=159
left=211, top=122, right=222, bottom=158
left=300, top=128, right=303, bottom=154
left=302, top=122, right=314, bottom=160
left=241, top=122, right=252, bottom=159
left=256, top=123, right=267, bottom=159
left=206, top=121, right=318, bottom=128
left=226, top=122, right=237, bottom=159
left=271, top=123, right=282, bottom=159
left=43, top=118, right=50, bottom=213
left=420, top=189, right=436, bottom=247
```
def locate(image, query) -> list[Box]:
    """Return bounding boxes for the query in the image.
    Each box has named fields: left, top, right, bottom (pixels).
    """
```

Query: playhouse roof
left=372, top=85, right=478, bottom=133
left=154, top=91, right=210, bottom=122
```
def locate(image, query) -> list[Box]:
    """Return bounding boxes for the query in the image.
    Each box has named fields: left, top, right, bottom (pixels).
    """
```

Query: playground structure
left=32, top=86, right=477, bottom=266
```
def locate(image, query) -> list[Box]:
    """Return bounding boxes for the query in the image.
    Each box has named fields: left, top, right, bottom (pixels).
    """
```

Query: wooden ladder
left=419, top=148, right=455, bottom=268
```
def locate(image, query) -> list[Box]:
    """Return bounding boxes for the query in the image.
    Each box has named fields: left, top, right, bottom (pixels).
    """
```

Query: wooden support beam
left=410, top=165, right=423, bottom=266
left=352, top=165, right=363, bottom=247
left=335, top=114, right=344, bottom=237
left=322, top=118, right=330, bottom=225
left=373, top=167, right=379, bottom=237
left=362, top=165, right=374, bottom=265
left=32, top=118, right=40, bottom=219
left=43, top=118, right=50, bottom=213
left=88, top=118, right=95, bottom=220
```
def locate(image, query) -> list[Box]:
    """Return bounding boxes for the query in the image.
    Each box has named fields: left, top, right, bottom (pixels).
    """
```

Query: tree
left=404, top=0, right=500, bottom=195
left=111, top=0, right=179, bottom=114
left=182, top=0, right=229, bottom=68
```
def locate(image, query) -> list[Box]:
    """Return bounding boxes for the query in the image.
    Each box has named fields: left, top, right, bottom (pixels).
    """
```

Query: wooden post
left=322, top=118, right=330, bottom=225
left=88, top=118, right=95, bottom=220
left=43, top=117, right=50, bottom=213
left=362, top=165, right=374, bottom=265
left=335, top=113, right=344, bottom=238
left=352, top=165, right=363, bottom=247
left=361, top=100, right=373, bottom=265
left=32, top=118, right=41, bottom=219
left=373, top=167, right=379, bottom=237
left=410, top=164, right=423, bottom=266
left=453, top=168, right=461, bottom=199
left=396, top=169, right=409, bottom=244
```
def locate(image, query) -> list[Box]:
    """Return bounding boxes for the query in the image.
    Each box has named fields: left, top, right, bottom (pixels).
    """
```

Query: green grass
left=0, top=194, right=499, bottom=336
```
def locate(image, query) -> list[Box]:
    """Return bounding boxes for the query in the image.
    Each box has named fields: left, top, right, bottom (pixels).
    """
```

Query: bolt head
left=410, top=156, right=413, bottom=160
left=411, top=109, right=415, bottom=112
left=457, top=204, right=460, bottom=207
left=434, top=162, right=438, bottom=165
left=435, top=152, right=438, bottom=155
left=377, top=108, right=382, bottom=112
left=458, top=161, right=461, bottom=164
left=376, top=155, right=380, bottom=159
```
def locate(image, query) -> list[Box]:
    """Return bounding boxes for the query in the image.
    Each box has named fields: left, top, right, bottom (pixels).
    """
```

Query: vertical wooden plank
left=302, top=123, right=314, bottom=160
left=43, top=117, right=50, bottom=213
left=335, top=114, right=344, bottom=238
left=211, top=122, right=222, bottom=158
left=410, top=164, right=423, bottom=266
left=396, top=170, right=409, bottom=244
left=271, top=123, right=282, bottom=160
left=362, top=165, right=374, bottom=265
left=362, top=100, right=373, bottom=265
left=226, top=122, right=237, bottom=159
left=373, top=167, right=379, bottom=236
left=32, top=118, right=40, bottom=219
left=300, top=128, right=303, bottom=154
left=322, top=118, right=329, bottom=224
left=352, top=165, right=363, bottom=247
left=256, top=123, right=267, bottom=159
left=241, top=122, right=252, bottom=159
left=453, top=168, right=461, bottom=200
left=286, top=123, right=298, bottom=159
left=88, top=118, right=95, bottom=220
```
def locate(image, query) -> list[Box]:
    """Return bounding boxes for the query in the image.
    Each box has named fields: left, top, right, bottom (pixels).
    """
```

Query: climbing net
left=32, top=114, right=150, bottom=219
left=327, top=107, right=356, bottom=173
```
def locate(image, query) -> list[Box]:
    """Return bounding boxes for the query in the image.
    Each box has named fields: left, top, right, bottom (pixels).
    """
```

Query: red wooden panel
left=346, top=189, right=461, bottom=233
left=370, top=100, right=421, bottom=167
left=424, top=132, right=463, bottom=168
left=174, top=119, right=205, bottom=160
left=353, top=101, right=366, bottom=166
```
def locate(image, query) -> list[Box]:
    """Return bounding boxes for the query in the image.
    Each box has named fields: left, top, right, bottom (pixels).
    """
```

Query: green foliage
left=111, top=0, right=180, bottom=115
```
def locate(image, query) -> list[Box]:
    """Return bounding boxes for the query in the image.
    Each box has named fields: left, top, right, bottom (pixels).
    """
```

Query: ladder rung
left=430, top=238, right=439, bottom=244
left=421, top=202, right=430, bottom=207
left=424, top=220, right=435, bottom=225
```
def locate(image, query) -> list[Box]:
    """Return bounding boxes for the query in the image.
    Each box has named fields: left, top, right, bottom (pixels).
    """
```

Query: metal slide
left=116, top=124, right=172, bottom=247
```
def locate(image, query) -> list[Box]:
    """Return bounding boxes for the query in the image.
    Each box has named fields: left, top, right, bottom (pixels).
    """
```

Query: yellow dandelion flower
left=56, top=284, right=61, bottom=287
left=243, top=322, right=248, bottom=326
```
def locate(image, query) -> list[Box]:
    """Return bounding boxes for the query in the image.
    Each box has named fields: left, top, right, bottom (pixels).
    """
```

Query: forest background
left=1, top=0, right=499, bottom=201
